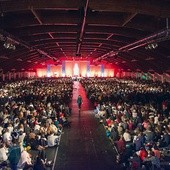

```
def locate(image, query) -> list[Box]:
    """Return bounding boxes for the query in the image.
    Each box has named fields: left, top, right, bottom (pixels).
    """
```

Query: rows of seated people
left=81, top=77, right=170, bottom=170
left=0, top=78, right=73, bottom=170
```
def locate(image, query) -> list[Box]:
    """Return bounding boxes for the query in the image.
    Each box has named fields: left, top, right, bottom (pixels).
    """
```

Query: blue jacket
left=8, top=145, right=21, bottom=164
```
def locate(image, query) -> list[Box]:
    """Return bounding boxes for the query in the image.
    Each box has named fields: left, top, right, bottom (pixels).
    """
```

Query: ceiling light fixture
left=145, top=43, right=158, bottom=50
left=94, top=18, right=169, bottom=62
left=3, top=41, right=16, bottom=50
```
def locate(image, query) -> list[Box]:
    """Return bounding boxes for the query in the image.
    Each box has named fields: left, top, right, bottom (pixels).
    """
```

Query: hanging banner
left=87, top=61, right=90, bottom=77
left=47, top=64, right=51, bottom=77
left=62, top=61, right=66, bottom=76
left=101, top=64, right=104, bottom=77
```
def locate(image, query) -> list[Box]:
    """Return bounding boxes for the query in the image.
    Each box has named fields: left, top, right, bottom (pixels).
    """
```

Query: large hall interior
left=0, top=1, right=170, bottom=170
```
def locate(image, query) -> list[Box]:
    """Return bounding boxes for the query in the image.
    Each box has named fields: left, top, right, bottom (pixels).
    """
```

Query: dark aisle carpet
left=54, top=81, right=117, bottom=170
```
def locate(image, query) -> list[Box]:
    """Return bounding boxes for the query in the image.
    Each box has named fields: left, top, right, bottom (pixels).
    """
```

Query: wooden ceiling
left=0, top=0, right=170, bottom=73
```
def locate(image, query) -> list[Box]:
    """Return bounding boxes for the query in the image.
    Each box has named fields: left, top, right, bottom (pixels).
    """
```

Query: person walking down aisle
left=77, top=95, right=82, bottom=110
left=54, top=81, right=116, bottom=170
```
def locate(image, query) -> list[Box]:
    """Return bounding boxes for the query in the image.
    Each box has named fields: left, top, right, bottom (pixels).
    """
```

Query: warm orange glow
left=37, top=69, right=46, bottom=77
left=65, top=61, right=73, bottom=76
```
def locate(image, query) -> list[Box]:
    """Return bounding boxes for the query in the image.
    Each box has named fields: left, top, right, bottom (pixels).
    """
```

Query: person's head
left=125, top=129, right=129, bottom=133
left=140, top=147, right=145, bottom=151
left=12, top=138, right=19, bottom=145
left=153, top=145, right=159, bottom=150
left=4, top=128, right=9, bottom=133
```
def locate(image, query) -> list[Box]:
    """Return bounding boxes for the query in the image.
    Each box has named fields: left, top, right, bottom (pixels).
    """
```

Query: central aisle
left=54, top=81, right=116, bottom=170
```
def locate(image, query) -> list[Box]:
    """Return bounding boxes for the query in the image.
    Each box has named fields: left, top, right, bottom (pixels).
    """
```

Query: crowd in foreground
left=0, top=76, right=170, bottom=170
left=81, top=78, right=170, bottom=170
left=0, top=78, right=73, bottom=170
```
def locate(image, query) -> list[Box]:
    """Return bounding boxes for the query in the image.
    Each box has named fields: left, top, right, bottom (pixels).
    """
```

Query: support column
left=161, top=75, right=164, bottom=83
left=153, top=74, right=155, bottom=82
left=2, top=74, right=5, bottom=81
left=13, top=72, right=16, bottom=80
left=8, top=72, right=11, bottom=80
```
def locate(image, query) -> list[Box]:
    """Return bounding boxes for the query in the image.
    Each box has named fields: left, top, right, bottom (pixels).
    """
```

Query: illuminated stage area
left=36, top=60, right=116, bottom=77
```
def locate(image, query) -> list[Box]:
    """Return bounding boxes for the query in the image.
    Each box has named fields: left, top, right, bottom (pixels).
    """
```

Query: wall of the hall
left=121, top=71, right=170, bottom=83
left=0, top=65, right=169, bottom=82
left=36, top=60, right=115, bottom=77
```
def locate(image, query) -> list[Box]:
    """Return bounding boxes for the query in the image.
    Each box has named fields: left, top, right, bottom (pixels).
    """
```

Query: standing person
left=77, top=95, right=82, bottom=110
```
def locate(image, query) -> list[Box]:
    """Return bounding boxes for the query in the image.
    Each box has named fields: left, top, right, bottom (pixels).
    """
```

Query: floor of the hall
left=54, top=81, right=117, bottom=170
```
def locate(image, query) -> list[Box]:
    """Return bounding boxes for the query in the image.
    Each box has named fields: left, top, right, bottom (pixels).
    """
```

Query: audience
left=17, top=149, right=32, bottom=169
left=0, top=77, right=73, bottom=169
left=0, top=76, right=169, bottom=169
left=81, top=77, right=170, bottom=169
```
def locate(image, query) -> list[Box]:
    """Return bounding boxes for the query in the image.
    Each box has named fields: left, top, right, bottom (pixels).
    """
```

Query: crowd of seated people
left=81, top=77, right=170, bottom=170
left=0, top=78, right=73, bottom=170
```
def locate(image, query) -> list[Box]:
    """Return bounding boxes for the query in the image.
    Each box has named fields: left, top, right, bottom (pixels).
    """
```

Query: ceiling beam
left=31, top=38, right=126, bottom=47
left=48, top=32, right=67, bottom=57
left=30, top=7, right=43, bottom=25
left=88, top=33, right=114, bottom=57
left=122, top=12, right=138, bottom=27
left=2, top=0, right=170, bottom=17
left=0, top=28, right=53, bottom=60
left=8, top=15, right=155, bottom=32
left=76, top=0, right=89, bottom=55
left=11, top=25, right=145, bottom=39
left=89, top=0, right=170, bottom=17
left=1, top=0, right=82, bottom=12
left=30, top=7, right=67, bottom=58
left=94, top=28, right=170, bottom=62
left=0, top=29, right=31, bottom=49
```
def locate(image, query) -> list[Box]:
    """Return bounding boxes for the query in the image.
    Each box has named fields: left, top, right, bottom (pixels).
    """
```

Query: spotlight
left=3, top=42, right=16, bottom=50
left=153, top=43, right=158, bottom=48
left=148, top=44, right=152, bottom=49
left=151, top=44, right=155, bottom=48
left=10, top=44, right=16, bottom=50
left=145, top=46, right=148, bottom=50
left=145, top=43, right=158, bottom=50
left=3, top=42, right=10, bottom=49
left=12, top=45, right=16, bottom=50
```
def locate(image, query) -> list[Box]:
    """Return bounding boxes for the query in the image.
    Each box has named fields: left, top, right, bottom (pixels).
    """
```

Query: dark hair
left=153, top=145, right=159, bottom=150
left=150, top=151, right=155, bottom=156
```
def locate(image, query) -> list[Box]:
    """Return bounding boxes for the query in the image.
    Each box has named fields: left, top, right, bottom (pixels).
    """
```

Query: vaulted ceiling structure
left=0, top=0, right=170, bottom=73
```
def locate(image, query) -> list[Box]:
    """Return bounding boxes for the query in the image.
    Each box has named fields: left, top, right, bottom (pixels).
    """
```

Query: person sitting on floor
left=17, top=149, right=32, bottom=170
left=47, top=131, right=59, bottom=147
left=0, top=143, right=8, bottom=163
left=26, top=132, right=44, bottom=150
